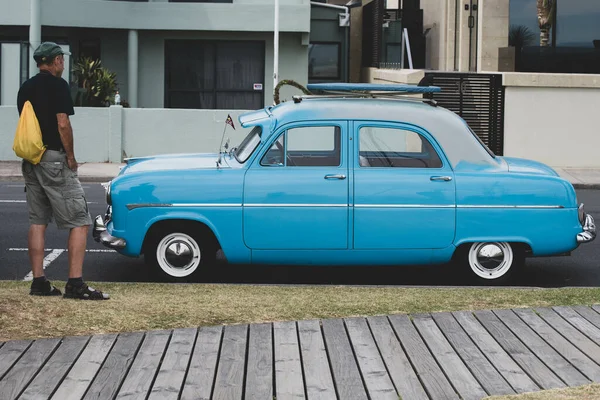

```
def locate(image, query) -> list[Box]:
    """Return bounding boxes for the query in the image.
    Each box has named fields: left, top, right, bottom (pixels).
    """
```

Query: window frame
left=356, top=123, right=445, bottom=169
left=258, top=124, right=343, bottom=168
left=164, top=39, right=265, bottom=109
left=308, top=41, right=342, bottom=81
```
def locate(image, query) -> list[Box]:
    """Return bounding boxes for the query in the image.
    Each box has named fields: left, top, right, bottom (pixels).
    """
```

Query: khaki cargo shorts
left=21, top=150, right=92, bottom=230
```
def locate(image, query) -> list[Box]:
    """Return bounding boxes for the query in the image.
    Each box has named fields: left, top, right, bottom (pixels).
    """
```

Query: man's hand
left=67, top=157, right=78, bottom=172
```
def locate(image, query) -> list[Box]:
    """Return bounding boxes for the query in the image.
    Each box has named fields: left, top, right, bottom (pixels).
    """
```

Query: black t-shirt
left=17, top=70, right=75, bottom=152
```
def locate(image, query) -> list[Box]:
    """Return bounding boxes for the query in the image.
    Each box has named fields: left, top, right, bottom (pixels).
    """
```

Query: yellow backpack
left=13, top=100, right=46, bottom=164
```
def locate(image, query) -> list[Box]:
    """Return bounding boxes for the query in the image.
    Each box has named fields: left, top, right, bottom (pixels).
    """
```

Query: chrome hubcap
left=468, top=242, right=513, bottom=280
left=156, top=233, right=201, bottom=278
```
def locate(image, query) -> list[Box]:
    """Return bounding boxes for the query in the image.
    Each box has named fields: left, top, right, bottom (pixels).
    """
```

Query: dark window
left=358, top=126, right=442, bottom=168
left=78, top=39, right=101, bottom=61
left=308, top=43, right=340, bottom=80
left=165, top=40, right=264, bottom=109
left=261, top=126, right=341, bottom=167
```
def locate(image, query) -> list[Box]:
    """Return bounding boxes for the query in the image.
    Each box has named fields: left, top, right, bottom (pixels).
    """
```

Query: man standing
left=17, top=42, right=109, bottom=300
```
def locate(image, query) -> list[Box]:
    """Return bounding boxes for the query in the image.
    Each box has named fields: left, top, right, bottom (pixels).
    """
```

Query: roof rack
left=291, top=83, right=441, bottom=106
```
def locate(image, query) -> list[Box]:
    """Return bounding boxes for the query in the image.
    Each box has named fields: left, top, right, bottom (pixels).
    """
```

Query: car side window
left=261, top=126, right=341, bottom=167
left=358, top=126, right=442, bottom=168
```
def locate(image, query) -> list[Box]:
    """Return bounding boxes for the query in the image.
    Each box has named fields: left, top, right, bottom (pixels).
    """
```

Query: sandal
left=30, top=280, right=62, bottom=296
left=63, top=283, right=110, bottom=300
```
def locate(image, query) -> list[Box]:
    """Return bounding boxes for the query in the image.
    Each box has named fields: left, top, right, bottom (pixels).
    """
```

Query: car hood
left=499, top=156, right=559, bottom=177
left=120, top=153, right=230, bottom=175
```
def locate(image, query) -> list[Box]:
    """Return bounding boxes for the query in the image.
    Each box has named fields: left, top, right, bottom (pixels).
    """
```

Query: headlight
left=102, top=181, right=112, bottom=205
left=578, top=203, right=585, bottom=224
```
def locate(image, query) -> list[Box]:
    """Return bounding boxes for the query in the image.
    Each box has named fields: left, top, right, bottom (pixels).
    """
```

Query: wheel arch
left=141, top=217, right=221, bottom=256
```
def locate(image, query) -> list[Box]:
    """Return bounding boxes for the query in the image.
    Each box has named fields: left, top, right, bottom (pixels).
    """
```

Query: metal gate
left=423, top=72, right=505, bottom=156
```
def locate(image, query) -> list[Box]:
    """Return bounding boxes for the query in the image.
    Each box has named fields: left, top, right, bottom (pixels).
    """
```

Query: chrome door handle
left=324, top=174, right=346, bottom=180
left=430, top=176, right=452, bottom=181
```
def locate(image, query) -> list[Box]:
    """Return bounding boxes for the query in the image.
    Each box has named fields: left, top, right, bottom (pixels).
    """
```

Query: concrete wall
left=0, top=44, right=20, bottom=106
left=122, top=108, right=251, bottom=159
left=0, top=0, right=310, bottom=33
left=503, top=73, right=600, bottom=168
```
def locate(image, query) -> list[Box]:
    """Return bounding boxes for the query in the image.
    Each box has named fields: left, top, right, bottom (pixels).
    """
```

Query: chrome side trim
left=126, top=203, right=241, bottom=210
left=244, top=203, right=348, bottom=207
left=354, top=204, right=454, bottom=208
left=457, top=205, right=564, bottom=209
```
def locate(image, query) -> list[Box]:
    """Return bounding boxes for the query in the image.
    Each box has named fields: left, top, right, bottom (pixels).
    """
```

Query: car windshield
left=233, top=126, right=262, bottom=163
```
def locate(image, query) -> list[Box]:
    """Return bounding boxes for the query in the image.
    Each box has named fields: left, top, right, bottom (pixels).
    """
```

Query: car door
left=353, top=121, right=456, bottom=249
left=243, top=122, right=349, bottom=250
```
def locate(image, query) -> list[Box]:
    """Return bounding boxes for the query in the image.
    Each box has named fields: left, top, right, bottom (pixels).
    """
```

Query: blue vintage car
left=93, top=83, right=595, bottom=285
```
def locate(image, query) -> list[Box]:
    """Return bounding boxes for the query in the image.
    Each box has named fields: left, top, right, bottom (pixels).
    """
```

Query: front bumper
left=93, top=207, right=126, bottom=249
left=577, top=212, right=596, bottom=244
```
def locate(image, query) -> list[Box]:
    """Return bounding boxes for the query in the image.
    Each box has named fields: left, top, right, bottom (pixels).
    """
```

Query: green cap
left=33, top=42, right=71, bottom=63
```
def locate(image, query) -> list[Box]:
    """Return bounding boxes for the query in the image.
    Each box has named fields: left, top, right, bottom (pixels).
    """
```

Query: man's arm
left=57, top=114, right=77, bottom=171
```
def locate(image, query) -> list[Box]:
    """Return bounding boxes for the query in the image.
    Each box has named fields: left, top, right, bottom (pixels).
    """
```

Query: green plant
left=72, top=57, right=118, bottom=107
left=509, top=25, right=536, bottom=49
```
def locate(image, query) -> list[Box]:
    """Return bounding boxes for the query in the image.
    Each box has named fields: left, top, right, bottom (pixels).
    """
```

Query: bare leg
left=28, top=224, right=47, bottom=278
left=68, top=226, right=88, bottom=279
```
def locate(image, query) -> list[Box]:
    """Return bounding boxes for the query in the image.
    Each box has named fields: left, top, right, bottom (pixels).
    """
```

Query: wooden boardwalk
left=3, top=305, right=600, bottom=399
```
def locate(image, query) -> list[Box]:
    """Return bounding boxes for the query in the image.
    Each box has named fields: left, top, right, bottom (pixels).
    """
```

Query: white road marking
left=9, top=248, right=116, bottom=253
left=0, top=200, right=98, bottom=204
left=23, top=249, right=65, bottom=281
left=5, top=185, right=90, bottom=189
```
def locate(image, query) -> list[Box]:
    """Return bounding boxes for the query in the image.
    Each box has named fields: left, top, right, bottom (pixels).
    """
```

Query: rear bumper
left=92, top=208, right=126, bottom=249
left=577, top=212, right=596, bottom=244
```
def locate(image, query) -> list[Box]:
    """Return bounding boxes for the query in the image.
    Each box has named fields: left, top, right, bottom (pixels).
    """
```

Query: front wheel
left=145, top=227, right=215, bottom=282
left=458, top=242, right=524, bottom=285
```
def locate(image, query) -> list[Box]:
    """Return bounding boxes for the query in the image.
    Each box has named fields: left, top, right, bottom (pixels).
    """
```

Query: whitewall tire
left=461, top=242, right=524, bottom=285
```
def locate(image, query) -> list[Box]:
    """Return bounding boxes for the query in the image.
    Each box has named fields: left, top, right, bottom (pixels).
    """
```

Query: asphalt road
left=1, top=181, right=599, bottom=287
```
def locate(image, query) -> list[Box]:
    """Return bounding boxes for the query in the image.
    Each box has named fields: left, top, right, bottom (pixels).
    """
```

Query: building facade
left=0, top=0, right=314, bottom=108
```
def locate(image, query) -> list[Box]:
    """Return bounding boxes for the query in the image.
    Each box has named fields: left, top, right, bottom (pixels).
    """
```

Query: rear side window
left=358, top=126, right=442, bottom=168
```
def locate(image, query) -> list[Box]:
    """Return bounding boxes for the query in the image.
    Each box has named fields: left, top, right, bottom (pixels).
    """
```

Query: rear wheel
left=457, top=242, right=524, bottom=285
left=144, top=223, right=217, bottom=282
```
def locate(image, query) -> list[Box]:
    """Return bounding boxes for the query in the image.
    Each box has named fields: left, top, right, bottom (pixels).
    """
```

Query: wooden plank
left=388, top=314, right=459, bottom=400
left=514, top=308, right=600, bottom=382
left=367, top=316, right=428, bottom=400
left=493, top=309, right=590, bottom=387
left=82, top=332, right=144, bottom=400
left=0, top=338, right=61, bottom=400
left=51, top=334, right=118, bottom=400
left=534, top=308, right=600, bottom=367
left=473, top=310, right=565, bottom=390
left=344, top=317, right=397, bottom=400
left=212, top=324, right=247, bottom=400
left=19, top=336, right=90, bottom=400
left=553, top=306, right=600, bottom=346
left=0, top=340, right=32, bottom=380
left=412, top=314, right=487, bottom=400
left=453, top=311, right=539, bottom=393
left=147, top=328, right=197, bottom=400
left=180, top=326, right=222, bottom=400
left=274, top=321, right=305, bottom=400
left=244, top=323, right=273, bottom=400
left=572, top=306, right=600, bottom=331
left=432, top=312, right=515, bottom=396
left=115, top=330, right=171, bottom=400
left=321, top=318, right=369, bottom=400
left=298, top=320, right=336, bottom=400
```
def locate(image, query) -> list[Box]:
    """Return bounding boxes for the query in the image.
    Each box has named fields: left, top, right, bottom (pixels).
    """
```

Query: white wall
left=122, top=108, right=251, bottom=159
left=0, top=106, right=20, bottom=161
left=504, top=86, right=600, bottom=168
left=0, top=106, right=110, bottom=162
left=1, top=44, right=21, bottom=106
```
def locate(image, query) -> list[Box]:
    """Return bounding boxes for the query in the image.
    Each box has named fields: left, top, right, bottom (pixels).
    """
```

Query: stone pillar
left=128, top=30, right=139, bottom=108
left=477, top=0, right=509, bottom=72
left=29, top=0, right=41, bottom=78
